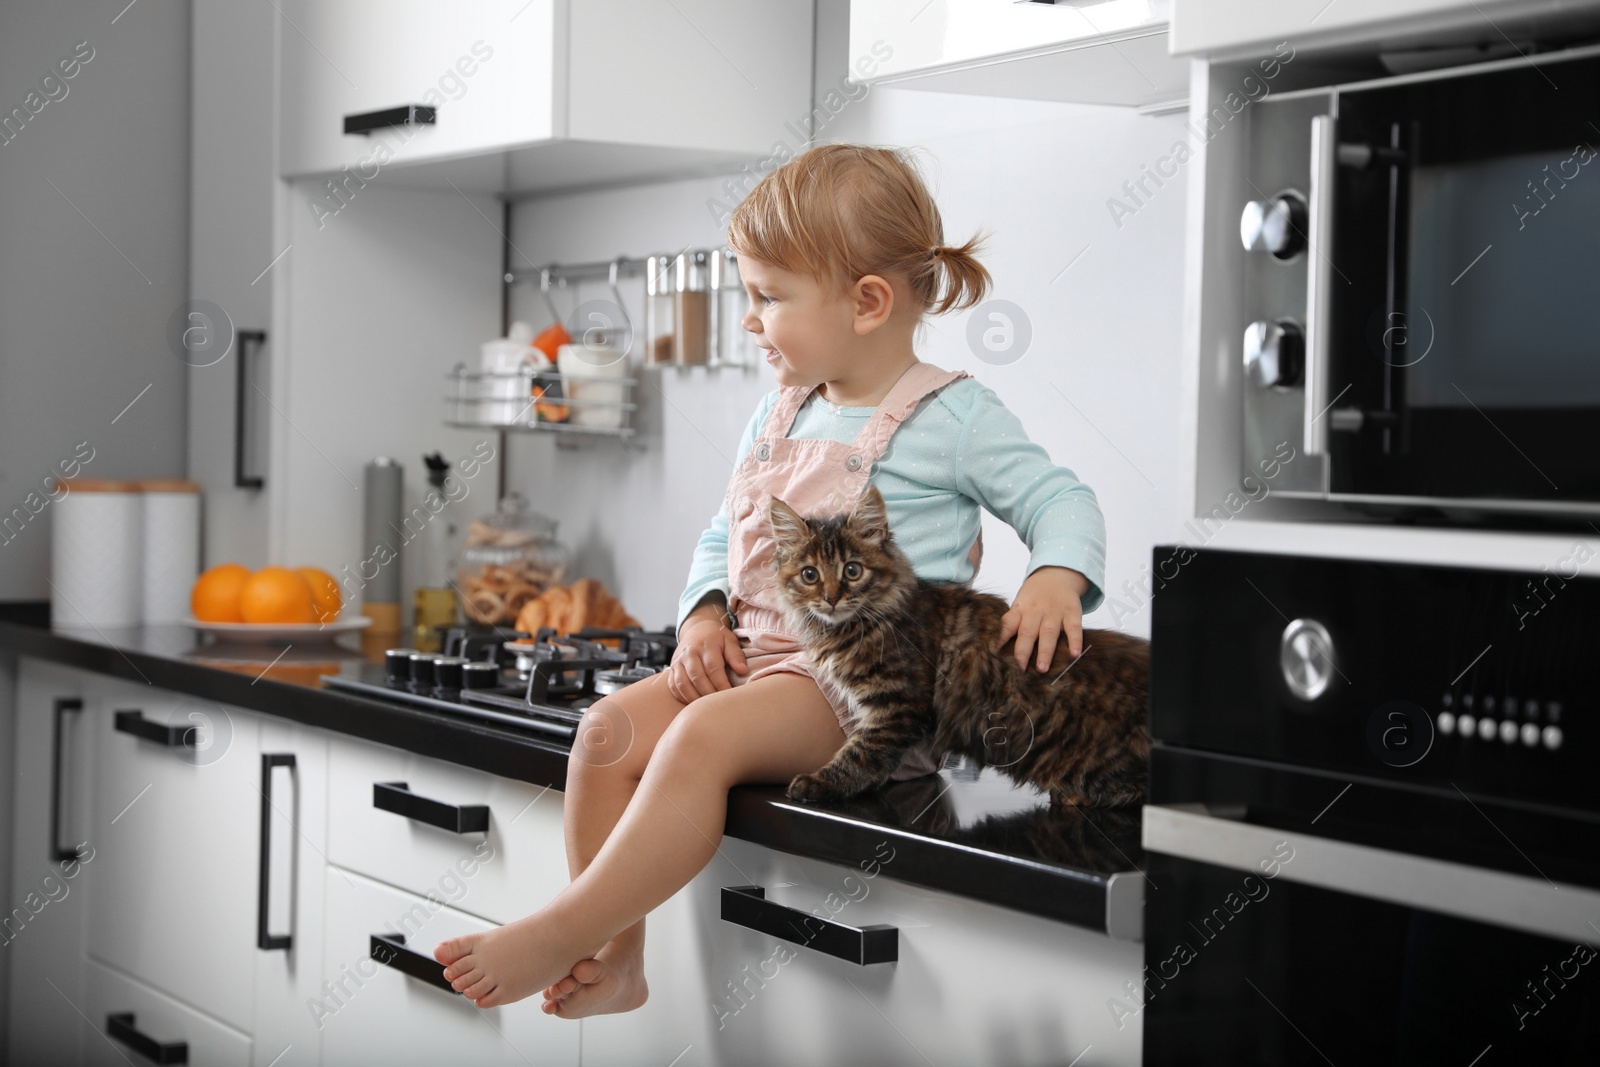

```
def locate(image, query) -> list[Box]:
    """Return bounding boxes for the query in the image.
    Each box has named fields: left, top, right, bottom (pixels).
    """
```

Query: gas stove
left=320, top=623, right=677, bottom=744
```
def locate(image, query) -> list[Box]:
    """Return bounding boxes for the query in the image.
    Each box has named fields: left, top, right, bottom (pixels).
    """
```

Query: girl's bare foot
left=433, top=913, right=600, bottom=1009
left=539, top=938, right=649, bottom=1018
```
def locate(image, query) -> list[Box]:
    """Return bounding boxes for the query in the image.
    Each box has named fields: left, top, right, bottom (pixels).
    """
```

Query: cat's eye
left=800, top=566, right=819, bottom=583
left=843, top=562, right=863, bottom=580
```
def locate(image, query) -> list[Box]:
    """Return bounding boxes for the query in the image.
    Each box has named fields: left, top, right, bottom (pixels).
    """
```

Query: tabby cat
left=769, top=486, right=1150, bottom=809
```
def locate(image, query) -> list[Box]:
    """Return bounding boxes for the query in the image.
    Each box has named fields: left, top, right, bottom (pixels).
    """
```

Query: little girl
left=434, top=143, right=1107, bottom=1016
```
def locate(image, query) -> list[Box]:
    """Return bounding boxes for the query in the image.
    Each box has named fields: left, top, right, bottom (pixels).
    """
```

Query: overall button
left=755, top=442, right=770, bottom=461
left=845, top=454, right=862, bottom=471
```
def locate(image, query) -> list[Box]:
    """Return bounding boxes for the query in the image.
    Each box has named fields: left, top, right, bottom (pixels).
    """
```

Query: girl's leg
left=540, top=671, right=688, bottom=1017
left=433, top=671, right=848, bottom=1009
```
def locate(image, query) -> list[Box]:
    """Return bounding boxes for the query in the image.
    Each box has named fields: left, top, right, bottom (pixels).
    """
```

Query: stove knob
left=1240, top=193, right=1307, bottom=258
left=385, top=648, right=417, bottom=687
left=1244, top=319, right=1305, bottom=390
left=1542, top=724, right=1563, bottom=750
left=408, top=651, right=436, bottom=693
left=461, top=661, right=501, bottom=690
left=432, top=656, right=468, bottom=692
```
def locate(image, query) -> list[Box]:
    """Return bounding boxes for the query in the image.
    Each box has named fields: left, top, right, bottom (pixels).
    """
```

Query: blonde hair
left=727, top=143, right=992, bottom=316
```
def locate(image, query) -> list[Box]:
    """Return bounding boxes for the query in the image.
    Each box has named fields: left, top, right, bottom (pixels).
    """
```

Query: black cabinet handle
left=235, top=330, right=265, bottom=490
left=370, top=933, right=456, bottom=993
left=344, top=104, right=436, bottom=136
left=258, top=753, right=295, bottom=951
left=50, top=697, right=82, bottom=862
left=720, top=886, right=898, bottom=965
left=114, top=709, right=195, bottom=749
left=106, top=1012, right=188, bottom=1065
left=373, top=781, right=489, bottom=834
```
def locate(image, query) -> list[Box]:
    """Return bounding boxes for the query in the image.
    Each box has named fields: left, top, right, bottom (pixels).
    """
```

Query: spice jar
left=644, top=253, right=675, bottom=367
left=709, top=249, right=753, bottom=368
left=454, top=492, right=572, bottom=626
left=672, top=250, right=709, bottom=366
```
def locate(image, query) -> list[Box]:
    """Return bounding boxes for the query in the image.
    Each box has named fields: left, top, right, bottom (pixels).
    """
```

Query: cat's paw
left=786, top=770, right=853, bottom=803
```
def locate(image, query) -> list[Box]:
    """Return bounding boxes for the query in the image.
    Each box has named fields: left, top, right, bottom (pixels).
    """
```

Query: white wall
left=0, top=1, right=191, bottom=601
left=502, top=0, right=1190, bottom=636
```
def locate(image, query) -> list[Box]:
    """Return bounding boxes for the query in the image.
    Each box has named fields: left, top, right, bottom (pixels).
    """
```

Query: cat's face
left=768, top=486, right=907, bottom=626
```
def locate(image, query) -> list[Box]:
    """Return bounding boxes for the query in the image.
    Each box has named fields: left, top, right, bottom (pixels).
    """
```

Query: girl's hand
left=667, top=611, right=750, bottom=703
left=995, top=566, right=1089, bottom=673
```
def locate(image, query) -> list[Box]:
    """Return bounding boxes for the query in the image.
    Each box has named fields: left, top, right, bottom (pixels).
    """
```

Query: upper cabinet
left=848, top=0, right=1188, bottom=108
left=1169, top=0, right=1600, bottom=59
left=279, top=0, right=815, bottom=194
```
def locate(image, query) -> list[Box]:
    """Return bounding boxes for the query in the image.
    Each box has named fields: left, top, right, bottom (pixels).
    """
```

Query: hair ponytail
left=929, top=236, right=992, bottom=315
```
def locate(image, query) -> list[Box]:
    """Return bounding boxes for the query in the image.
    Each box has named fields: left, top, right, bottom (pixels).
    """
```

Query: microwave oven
left=1236, top=45, right=1600, bottom=527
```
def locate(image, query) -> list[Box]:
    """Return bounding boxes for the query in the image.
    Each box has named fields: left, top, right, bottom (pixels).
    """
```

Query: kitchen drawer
left=703, top=837, right=1142, bottom=1067
left=318, top=866, right=579, bottom=1066
left=325, top=736, right=566, bottom=926
left=82, top=956, right=252, bottom=1067
left=85, top=675, right=264, bottom=1033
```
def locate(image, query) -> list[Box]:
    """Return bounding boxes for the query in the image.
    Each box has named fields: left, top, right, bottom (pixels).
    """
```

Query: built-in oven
left=1237, top=45, right=1600, bottom=527
left=1140, top=546, right=1600, bottom=1064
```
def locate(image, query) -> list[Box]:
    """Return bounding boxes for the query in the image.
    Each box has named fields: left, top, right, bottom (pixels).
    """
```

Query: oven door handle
left=1142, top=803, right=1600, bottom=943
left=1302, top=114, right=1337, bottom=468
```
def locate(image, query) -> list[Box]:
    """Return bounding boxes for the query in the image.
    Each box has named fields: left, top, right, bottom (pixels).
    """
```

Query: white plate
left=183, top=616, right=373, bottom=644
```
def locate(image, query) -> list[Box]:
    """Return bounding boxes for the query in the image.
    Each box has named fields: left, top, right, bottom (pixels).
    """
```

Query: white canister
left=557, top=343, right=627, bottom=429
left=140, top=479, right=201, bottom=623
left=479, top=321, right=539, bottom=424
left=50, top=479, right=144, bottom=628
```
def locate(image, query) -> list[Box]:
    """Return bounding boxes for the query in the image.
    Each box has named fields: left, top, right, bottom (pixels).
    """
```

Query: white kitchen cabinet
left=1167, top=0, right=1591, bottom=59
left=317, top=866, right=579, bottom=1066
left=582, top=835, right=1142, bottom=1067
left=324, top=735, right=566, bottom=927
left=83, top=674, right=333, bottom=1066
left=849, top=0, right=1188, bottom=108
left=85, top=674, right=265, bottom=1032
left=81, top=956, right=252, bottom=1067
left=5, top=657, right=95, bottom=1066
left=278, top=0, right=816, bottom=193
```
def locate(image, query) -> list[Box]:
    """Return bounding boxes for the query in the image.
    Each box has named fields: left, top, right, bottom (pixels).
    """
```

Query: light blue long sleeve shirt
left=676, top=376, right=1107, bottom=636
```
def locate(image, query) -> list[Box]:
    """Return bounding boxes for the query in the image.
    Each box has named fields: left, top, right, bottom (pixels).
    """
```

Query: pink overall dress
left=715, top=360, right=976, bottom=783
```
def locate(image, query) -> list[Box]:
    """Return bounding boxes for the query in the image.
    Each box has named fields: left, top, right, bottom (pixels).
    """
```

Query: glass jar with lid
left=644, top=253, right=676, bottom=367
left=454, top=492, right=572, bottom=626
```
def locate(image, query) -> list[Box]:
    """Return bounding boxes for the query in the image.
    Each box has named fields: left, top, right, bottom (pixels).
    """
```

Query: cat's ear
left=768, top=496, right=809, bottom=558
left=847, top=485, right=890, bottom=541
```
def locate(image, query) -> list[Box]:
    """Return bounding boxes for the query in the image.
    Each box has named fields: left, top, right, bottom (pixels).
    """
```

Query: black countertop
left=0, top=603, right=1145, bottom=939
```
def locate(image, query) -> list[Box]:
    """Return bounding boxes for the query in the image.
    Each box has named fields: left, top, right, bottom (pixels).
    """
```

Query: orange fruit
left=191, top=563, right=252, bottom=622
left=298, top=566, right=342, bottom=622
left=239, top=566, right=317, bottom=624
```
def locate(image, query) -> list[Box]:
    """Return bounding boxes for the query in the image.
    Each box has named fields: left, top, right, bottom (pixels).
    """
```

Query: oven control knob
left=1240, top=193, right=1307, bottom=258
left=1243, top=319, right=1304, bottom=390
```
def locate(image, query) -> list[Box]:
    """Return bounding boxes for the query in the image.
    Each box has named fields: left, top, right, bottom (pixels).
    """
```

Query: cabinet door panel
left=705, top=838, right=1144, bottom=1067
left=86, top=676, right=262, bottom=1032
left=325, top=737, right=567, bottom=927
left=278, top=0, right=556, bottom=176
left=6, top=658, right=94, bottom=1067
left=82, top=957, right=252, bottom=1067
left=318, top=866, right=579, bottom=1066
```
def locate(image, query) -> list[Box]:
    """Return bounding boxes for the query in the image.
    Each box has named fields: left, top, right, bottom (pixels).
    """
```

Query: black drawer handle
left=106, top=1012, right=188, bottom=1065
left=720, top=886, right=898, bottom=965
left=343, top=104, right=436, bottom=136
left=373, top=781, right=489, bottom=834
left=51, top=697, right=82, bottom=862
left=371, top=933, right=456, bottom=993
left=114, top=710, right=195, bottom=749
left=258, top=753, right=295, bottom=951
